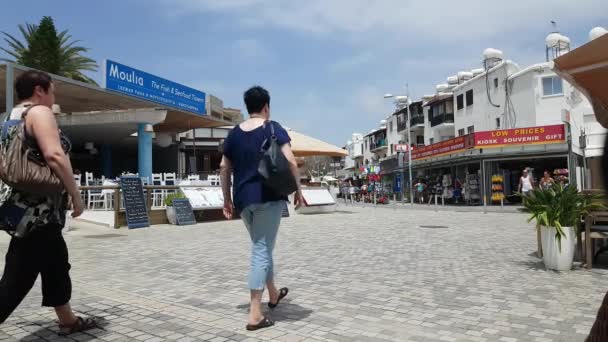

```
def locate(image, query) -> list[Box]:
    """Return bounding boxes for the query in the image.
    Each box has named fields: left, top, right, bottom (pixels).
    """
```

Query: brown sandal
left=58, top=316, right=97, bottom=336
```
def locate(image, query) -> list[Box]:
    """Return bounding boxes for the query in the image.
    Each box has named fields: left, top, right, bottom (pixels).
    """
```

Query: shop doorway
left=484, top=155, right=568, bottom=205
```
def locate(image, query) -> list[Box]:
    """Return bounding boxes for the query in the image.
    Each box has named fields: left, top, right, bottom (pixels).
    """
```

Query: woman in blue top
left=220, top=86, right=303, bottom=331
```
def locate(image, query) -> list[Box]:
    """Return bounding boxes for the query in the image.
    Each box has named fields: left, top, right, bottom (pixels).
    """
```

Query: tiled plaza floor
left=1, top=206, right=606, bottom=342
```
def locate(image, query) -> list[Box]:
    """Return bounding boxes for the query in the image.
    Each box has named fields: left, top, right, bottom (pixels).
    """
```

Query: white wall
left=453, top=61, right=520, bottom=133
left=584, top=114, right=607, bottom=158
left=509, top=63, right=597, bottom=155
left=508, top=70, right=538, bottom=129
left=423, top=105, right=432, bottom=145
left=363, top=135, right=374, bottom=165
left=386, top=115, right=402, bottom=156
left=344, top=133, right=364, bottom=169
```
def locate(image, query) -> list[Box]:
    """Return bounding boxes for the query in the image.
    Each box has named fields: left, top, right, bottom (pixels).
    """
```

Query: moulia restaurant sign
left=411, top=124, right=566, bottom=160
left=103, top=59, right=206, bottom=116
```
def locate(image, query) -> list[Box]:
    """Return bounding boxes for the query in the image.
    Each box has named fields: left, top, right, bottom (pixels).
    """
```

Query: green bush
left=521, top=183, right=604, bottom=249
left=165, top=193, right=186, bottom=207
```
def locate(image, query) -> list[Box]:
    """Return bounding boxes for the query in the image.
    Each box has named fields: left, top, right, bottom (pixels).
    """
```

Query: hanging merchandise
left=491, top=174, right=505, bottom=202
left=465, top=172, right=481, bottom=204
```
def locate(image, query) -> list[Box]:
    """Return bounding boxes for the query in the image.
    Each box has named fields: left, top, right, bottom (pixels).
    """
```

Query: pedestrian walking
left=539, top=170, right=555, bottom=190
left=0, top=71, right=96, bottom=335
left=220, top=86, right=304, bottom=331
left=518, top=168, right=534, bottom=196
left=414, top=179, right=426, bottom=203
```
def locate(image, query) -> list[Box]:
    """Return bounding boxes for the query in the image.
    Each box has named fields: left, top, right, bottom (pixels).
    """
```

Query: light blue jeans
left=241, top=201, right=284, bottom=290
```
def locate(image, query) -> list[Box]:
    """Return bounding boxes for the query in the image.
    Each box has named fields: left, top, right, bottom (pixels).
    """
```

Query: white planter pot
left=166, top=206, right=177, bottom=225
left=540, top=226, right=576, bottom=271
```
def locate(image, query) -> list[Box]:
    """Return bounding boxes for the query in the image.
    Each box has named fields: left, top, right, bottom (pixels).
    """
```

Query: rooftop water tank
left=446, top=76, right=459, bottom=85
left=590, top=27, right=608, bottom=41
left=457, top=71, right=474, bottom=81
left=483, top=48, right=504, bottom=61
left=471, top=68, right=484, bottom=76
left=436, top=84, right=449, bottom=93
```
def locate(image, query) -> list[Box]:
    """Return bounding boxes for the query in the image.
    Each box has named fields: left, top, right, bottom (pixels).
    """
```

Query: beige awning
left=553, top=34, right=608, bottom=128
left=286, top=129, right=348, bottom=157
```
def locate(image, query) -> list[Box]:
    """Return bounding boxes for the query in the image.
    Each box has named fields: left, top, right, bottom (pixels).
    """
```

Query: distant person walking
left=518, top=168, right=534, bottom=196
left=220, top=86, right=304, bottom=331
left=539, top=170, right=555, bottom=190
left=0, top=71, right=96, bottom=335
left=414, top=180, right=426, bottom=203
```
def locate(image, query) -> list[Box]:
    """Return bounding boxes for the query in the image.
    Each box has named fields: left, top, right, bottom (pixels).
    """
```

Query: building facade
left=343, top=28, right=607, bottom=203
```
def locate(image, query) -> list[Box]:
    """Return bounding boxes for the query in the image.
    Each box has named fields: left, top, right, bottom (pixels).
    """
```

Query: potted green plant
left=165, top=193, right=187, bottom=225
left=522, top=183, right=602, bottom=271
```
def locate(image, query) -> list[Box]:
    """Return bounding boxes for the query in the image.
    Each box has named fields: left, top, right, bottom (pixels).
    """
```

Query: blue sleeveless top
left=222, top=121, right=291, bottom=214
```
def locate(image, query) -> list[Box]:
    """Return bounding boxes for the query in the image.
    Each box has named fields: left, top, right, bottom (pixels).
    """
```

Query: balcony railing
left=370, top=140, right=388, bottom=151
left=430, top=113, right=454, bottom=127
left=410, top=116, right=425, bottom=126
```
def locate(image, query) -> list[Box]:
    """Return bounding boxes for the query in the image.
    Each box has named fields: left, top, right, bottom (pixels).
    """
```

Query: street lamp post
left=384, top=93, right=414, bottom=206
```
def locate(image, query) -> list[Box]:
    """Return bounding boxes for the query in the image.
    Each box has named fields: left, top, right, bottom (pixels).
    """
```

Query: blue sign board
left=103, top=59, right=206, bottom=115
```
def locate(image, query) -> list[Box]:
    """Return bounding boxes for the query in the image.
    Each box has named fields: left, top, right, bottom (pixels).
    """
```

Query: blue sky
left=1, top=1, right=607, bottom=145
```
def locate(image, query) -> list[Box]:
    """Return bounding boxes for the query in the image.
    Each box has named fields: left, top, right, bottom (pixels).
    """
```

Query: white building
left=452, top=54, right=521, bottom=135
left=448, top=34, right=605, bottom=187
left=423, top=92, right=455, bottom=145
left=343, top=133, right=364, bottom=175
left=362, top=121, right=388, bottom=167
left=386, top=114, right=402, bottom=156
left=343, top=27, right=607, bottom=195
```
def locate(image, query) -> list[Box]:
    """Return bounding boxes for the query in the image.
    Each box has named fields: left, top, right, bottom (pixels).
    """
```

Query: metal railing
left=430, top=113, right=454, bottom=127
left=370, top=140, right=388, bottom=151
left=410, top=116, right=425, bottom=126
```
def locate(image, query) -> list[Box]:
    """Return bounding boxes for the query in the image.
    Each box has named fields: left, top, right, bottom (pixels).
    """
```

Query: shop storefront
left=403, top=123, right=575, bottom=206
left=380, top=155, right=400, bottom=200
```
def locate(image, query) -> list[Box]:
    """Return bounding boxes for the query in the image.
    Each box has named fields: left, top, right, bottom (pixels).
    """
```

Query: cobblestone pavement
left=1, top=206, right=607, bottom=342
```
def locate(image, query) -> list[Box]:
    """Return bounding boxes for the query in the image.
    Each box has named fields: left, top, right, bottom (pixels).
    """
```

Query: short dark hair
left=15, top=70, right=52, bottom=101
left=243, top=86, right=270, bottom=114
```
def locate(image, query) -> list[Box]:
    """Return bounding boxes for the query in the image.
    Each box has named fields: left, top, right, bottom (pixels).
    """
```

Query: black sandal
left=58, top=316, right=97, bottom=336
left=268, top=287, right=289, bottom=309
left=246, top=316, right=274, bottom=331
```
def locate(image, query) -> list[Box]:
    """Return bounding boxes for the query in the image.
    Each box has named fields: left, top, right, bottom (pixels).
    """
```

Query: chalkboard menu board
left=281, top=201, right=289, bottom=217
left=119, top=176, right=150, bottom=229
left=173, top=198, right=196, bottom=226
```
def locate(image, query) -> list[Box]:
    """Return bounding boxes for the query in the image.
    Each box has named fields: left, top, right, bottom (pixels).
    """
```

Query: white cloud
left=161, top=0, right=607, bottom=42
left=355, top=85, right=393, bottom=118
left=329, top=52, right=374, bottom=72
left=232, top=38, right=273, bottom=61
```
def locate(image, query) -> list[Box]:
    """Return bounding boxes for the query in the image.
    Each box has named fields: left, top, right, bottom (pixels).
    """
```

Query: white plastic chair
left=188, top=174, right=200, bottom=181
left=86, top=173, right=106, bottom=210
left=163, top=173, right=177, bottom=200
left=74, top=174, right=85, bottom=204
left=151, top=173, right=165, bottom=209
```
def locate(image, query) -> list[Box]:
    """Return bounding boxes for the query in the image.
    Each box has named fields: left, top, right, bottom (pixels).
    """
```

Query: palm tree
left=1, top=16, right=98, bottom=84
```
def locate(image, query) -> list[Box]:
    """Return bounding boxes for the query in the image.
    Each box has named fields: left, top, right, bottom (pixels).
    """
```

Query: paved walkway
left=0, top=206, right=606, bottom=342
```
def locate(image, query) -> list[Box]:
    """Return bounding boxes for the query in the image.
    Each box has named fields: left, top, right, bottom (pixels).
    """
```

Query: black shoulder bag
left=257, top=121, right=298, bottom=196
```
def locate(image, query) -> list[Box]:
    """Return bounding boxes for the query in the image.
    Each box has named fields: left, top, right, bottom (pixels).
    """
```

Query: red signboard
left=473, top=124, right=565, bottom=148
left=394, top=144, right=410, bottom=152
left=412, top=136, right=466, bottom=160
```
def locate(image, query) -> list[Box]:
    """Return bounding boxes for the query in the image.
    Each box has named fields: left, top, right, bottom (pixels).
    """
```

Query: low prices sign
left=412, top=136, right=466, bottom=160
left=474, top=124, right=565, bottom=148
